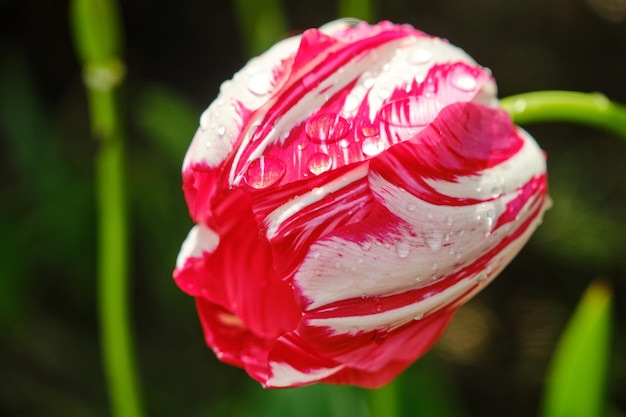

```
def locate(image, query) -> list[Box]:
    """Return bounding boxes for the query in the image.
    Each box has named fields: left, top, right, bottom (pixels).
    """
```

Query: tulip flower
left=174, top=19, right=549, bottom=388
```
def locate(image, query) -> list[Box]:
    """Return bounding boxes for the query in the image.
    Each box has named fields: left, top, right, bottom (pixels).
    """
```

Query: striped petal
left=174, top=19, right=550, bottom=389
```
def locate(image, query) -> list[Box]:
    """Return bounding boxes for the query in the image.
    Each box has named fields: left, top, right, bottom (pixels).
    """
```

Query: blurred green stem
left=338, top=0, right=375, bottom=22
left=369, top=381, right=399, bottom=417
left=501, top=91, right=626, bottom=140
left=232, top=0, right=288, bottom=57
left=70, top=1, right=144, bottom=417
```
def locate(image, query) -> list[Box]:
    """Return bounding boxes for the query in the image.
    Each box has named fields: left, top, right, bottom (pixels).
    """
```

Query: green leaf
left=542, top=280, right=613, bottom=417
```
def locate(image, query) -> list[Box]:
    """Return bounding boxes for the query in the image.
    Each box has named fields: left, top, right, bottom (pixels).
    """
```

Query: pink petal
left=175, top=188, right=300, bottom=341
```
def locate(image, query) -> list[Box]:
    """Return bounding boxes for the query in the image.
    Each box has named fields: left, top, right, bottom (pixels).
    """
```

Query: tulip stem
left=70, top=1, right=145, bottom=416
left=369, top=381, right=399, bottom=417
left=501, top=91, right=626, bottom=140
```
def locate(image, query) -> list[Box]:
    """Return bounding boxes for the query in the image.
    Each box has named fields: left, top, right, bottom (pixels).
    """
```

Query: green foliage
left=542, top=281, right=613, bottom=417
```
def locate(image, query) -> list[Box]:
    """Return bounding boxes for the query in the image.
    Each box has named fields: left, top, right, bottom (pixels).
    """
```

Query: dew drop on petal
left=413, top=311, right=425, bottom=320
left=408, top=48, right=432, bottom=64
left=307, top=152, right=333, bottom=175
left=360, top=124, right=379, bottom=138
left=361, top=137, right=386, bottom=156
left=199, top=109, right=211, bottom=130
left=217, top=125, right=226, bottom=137
left=305, top=113, right=352, bottom=144
left=378, top=87, right=391, bottom=100
left=407, top=203, right=416, bottom=212
left=248, top=72, right=272, bottom=96
left=243, top=156, right=285, bottom=189
left=451, top=71, right=477, bottom=92
left=339, top=138, right=351, bottom=149
left=395, top=242, right=410, bottom=258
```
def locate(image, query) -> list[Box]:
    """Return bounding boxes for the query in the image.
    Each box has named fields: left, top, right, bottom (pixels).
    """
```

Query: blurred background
left=1, top=0, right=625, bottom=416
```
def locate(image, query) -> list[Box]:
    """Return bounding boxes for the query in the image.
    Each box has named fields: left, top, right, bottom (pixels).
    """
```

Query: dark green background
left=1, top=0, right=625, bottom=416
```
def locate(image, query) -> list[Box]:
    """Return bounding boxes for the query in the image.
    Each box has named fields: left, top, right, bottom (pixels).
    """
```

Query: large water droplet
left=395, top=242, right=410, bottom=258
left=408, top=48, right=432, bottom=64
left=305, top=113, right=352, bottom=143
left=248, top=73, right=272, bottom=96
left=243, top=156, right=285, bottom=189
left=451, top=71, right=477, bottom=92
left=361, top=137, right=386, bottom=156
left=307, top=152, right=333, bottom=175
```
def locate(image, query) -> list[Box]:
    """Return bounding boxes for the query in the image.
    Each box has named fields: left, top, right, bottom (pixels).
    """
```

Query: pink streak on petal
left=371, top=102, right=524, bottom=206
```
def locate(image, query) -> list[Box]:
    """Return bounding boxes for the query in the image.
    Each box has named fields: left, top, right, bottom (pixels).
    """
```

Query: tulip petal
left=174, top=189, right=300, bottom=341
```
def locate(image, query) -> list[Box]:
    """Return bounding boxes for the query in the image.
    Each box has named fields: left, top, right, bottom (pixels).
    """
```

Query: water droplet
left=205, top=141, right=212, bottom=149
left=413, top=311, right=425, bottom=320
left=248, top=73, right=272, bottom=96
left=415, top=275, right=422, bottom=282
left=378, top=87, right=391, bottom=100
left=307, top=153, right=333, bottom=175
left=424, top=230, right=443, bottom=251
left=408, top=48, right=432, bottom=64
left=360, top=124, right=379, bottom=139
left=243, top=156, right=285, bottom=189
left=305, top=113, right=352, bottom=143
left=477, top=273, right=487, bottom=283
left=445, top=215, right=453, bottom=226
left=360, top=241, right=372, bottom=251
left=431, top=272, right=439, bottom=280
left=310, top=251, right=320, bottom=258
left=217, top=125, right=226, bottom=137
left=407, top=203, right=416, bottom=212
left=361, top=137, right=386, bottom=156
left=375, top=304, right=383, bottom=312
left=200, top=109, right=211, bottom=130
left=362, top=74, right=375, bottom=89
left=395, top=242, right=410, bottom=258
left=491, top=186, right=502, bottom=195
left=451, top=72, right=477, bottom=92
left=339, top=138, right=351, bottom=149
left=297, top=141, right=308, bottom=151
left=431, top=261, right=438, bottom=270
left=455, top=250, right=463, bottom=259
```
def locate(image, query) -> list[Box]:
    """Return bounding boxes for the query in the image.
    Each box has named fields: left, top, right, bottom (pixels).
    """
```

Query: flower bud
left=174, top=19, right=549, bottom=388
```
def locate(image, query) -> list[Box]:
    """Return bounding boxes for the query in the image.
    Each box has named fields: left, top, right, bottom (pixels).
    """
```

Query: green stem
left=369, top=381, right=399, bottom=417
left=501, top=91, right=626, bottom=140
left=338, top=0, right=375, bottom=22
left=232, top=0, right=288, bottom=57
left=70, top=1, right=145, bottom=416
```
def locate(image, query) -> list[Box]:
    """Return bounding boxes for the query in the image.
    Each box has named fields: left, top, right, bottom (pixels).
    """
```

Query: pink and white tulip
left=174, top=19, right=549, bottom=388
